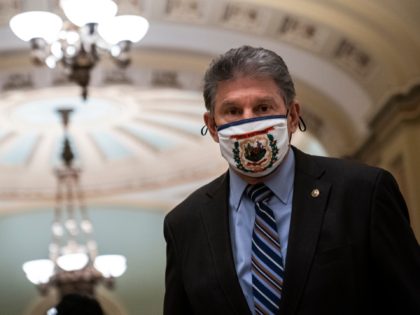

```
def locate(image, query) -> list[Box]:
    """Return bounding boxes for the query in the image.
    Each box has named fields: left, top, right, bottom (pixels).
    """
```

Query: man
left=163, top=46, right=420, bottom=315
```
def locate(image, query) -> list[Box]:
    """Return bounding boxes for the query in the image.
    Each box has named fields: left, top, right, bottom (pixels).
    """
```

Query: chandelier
left=22, top=108, right=127, bottom=297
left=9, top=0, right=149, bottom=100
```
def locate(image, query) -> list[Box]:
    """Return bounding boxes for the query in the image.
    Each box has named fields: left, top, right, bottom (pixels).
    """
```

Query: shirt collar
left=229, top=147, right=295, bottom=211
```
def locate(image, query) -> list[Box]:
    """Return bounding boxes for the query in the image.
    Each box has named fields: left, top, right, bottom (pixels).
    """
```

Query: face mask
left=217, top=115, right=289, bottom=178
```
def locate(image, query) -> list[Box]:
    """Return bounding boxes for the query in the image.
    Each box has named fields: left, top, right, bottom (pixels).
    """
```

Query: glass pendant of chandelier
left=9, top=0, right=149, bottom=100
left=22, top=108, right=127, bottom=297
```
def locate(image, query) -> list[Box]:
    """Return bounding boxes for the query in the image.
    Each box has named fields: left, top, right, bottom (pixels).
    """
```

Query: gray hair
left=203, top=46, right=296, bottom=113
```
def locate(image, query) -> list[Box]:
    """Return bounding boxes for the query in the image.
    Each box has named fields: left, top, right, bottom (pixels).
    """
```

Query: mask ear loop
left=201, top=125, right=208, bottom=136
left=298, top=116, right=307, bottom=132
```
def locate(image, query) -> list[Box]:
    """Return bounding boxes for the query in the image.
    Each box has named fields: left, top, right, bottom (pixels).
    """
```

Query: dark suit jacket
left=163, top=147, right=420, bottom=315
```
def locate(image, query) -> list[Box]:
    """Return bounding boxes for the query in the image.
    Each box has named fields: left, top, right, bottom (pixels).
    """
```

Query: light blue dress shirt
left=228, top=148, right=295, bottom=314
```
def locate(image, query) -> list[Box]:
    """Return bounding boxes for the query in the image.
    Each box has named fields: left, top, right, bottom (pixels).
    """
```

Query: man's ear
left=288, top=101, right=300, bottom=134
left=204, top=112, right=219, bottom=143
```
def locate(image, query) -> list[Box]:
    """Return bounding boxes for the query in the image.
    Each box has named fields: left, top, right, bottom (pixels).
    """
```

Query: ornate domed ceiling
left=0, top=86, right=224, bottom=208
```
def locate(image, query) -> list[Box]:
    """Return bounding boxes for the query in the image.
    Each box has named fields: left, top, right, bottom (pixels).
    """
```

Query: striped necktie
left=247, top=183, right=284, bottom=315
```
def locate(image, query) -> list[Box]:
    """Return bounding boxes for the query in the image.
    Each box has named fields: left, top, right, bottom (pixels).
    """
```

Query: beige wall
left=355, top=85, right=420, bottom=242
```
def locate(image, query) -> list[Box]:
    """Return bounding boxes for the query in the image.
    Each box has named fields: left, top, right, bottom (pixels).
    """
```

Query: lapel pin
left=311, top=188, right=320, bottom=198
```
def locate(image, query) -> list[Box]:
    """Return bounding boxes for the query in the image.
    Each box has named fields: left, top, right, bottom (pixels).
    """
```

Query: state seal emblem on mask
left=232, top=127, right=279, bottom=174
left=217, top=115, right=290, bottom=178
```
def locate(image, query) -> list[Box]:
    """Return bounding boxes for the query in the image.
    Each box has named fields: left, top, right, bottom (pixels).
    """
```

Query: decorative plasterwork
left=273, top=14, right=330, bottom=53
left=0, top=59, right=203, bottom=92
left=165, top=0, right=204, bottom=22
left=219, top=2, right=269, bottom=34
left=330, top=38, right=375, bottom=79
left=0, top=0, right=378, bottom=82
left=0, top=86, right=227, bottom=200
left=2, top=72, right=33, bottom=90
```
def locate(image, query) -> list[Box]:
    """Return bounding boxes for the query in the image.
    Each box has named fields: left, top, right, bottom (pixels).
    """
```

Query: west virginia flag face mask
left=217, top=115, right=289, bottom=178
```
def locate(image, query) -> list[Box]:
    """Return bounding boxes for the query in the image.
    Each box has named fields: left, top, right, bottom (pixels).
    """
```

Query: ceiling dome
left=0, top=85, right=227, bottom=201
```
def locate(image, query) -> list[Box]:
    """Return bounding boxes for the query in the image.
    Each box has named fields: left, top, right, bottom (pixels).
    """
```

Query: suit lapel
left=199, top=173, right=252, bottom=315
left=280, top=148, right=331, bottom=315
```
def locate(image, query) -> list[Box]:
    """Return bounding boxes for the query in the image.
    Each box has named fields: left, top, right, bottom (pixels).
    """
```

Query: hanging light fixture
left=9, top=0, right=149, bottom=100
left=22, top=108, right=127, bottom=297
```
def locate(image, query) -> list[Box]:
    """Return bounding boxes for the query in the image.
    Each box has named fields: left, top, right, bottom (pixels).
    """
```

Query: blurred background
left=0, top=0, right=419, bottom=314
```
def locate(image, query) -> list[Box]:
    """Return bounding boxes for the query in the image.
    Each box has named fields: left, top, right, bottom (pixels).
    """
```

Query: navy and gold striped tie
left=247, top=183, right=284, bottom=315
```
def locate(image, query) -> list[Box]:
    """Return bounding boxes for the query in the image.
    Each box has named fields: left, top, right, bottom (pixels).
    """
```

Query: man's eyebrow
left=220, top=96, right=276, bottom=107
left=255, top=96, right=276, bottom=103
left=220, top=100, right=238, bottom=107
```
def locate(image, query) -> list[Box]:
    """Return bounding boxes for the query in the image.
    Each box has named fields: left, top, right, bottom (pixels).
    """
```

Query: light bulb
left=22, top=259, right=54, bottom=284
left=57, top=253, right=89, bottom=271
left=60, top=0, right=117, bottom=27
left=94, top=255, right=127, bottom=277
left=98, top=15, right=149, bottom=45
left=10, top=11, right=63, bottom=43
